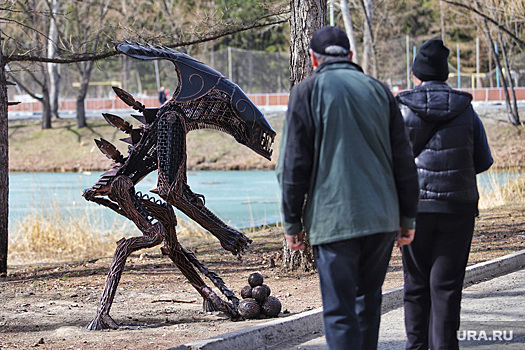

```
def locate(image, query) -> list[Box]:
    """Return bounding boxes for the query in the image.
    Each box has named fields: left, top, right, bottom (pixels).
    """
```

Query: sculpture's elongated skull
left=115, top=43, right=276, bottom=160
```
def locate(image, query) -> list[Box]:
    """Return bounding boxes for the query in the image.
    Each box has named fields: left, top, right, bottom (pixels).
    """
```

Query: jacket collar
left=316, top=59, right=364, bottom=74
left=418, top=81, right=449, bottom=89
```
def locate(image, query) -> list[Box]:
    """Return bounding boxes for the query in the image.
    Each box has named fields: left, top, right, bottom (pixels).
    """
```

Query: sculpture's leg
left=180, top=246, right=239, bottom=309
left=169, top=187, right=251, bottom=256
left=160, top=243, right=239, bottom=319
left=155, top=110, right=251, bottom=256
left=86, top=234, right=163, bottom=330
left=86, top=176, right=164, bottom=330
left=152, top=201, right=239, bottom=318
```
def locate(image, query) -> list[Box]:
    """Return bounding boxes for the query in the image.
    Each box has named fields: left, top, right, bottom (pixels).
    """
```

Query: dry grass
left=8, top=206, right=211, bottom=266
left=478, top=170, right=525, bottom=209
left=8, top=210, right=126, bottom=265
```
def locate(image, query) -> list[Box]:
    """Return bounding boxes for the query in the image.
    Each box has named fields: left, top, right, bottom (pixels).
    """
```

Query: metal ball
left=248, top=272, right=264, bottom=287
left=238, top=298, right=260, bottom=319
left=262, top=284, right=271, bottom=295
left=261, top=296, right=281, bottom=318
left=240, top=285, right=252, bottom=299
left=252, top=284, right=270, bottom=303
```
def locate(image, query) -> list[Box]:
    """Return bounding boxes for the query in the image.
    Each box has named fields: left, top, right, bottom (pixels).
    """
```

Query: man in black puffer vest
left=396, top=39, right=493, bottom=350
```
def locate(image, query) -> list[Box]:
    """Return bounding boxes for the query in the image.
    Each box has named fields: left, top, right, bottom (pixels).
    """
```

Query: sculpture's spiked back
left=95, top=138, right=125, bottom=164
left=102, top=113, right=133, bottom=133
left=102, top=113, right=142, bottom=145
left=114, top=42, right=276, bottom=160
left=113, top=86, right=158, bottom=124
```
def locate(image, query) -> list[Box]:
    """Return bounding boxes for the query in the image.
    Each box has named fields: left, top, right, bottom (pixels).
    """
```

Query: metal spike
left=130, top=129, right=142, bottom=144
left=112, top=86, right=146, bottom=113
left=95, top=138, right=125, bottom=163
left=130, top=113, right=146, bottom=124
left=102, top=113, right=133, bottom=133
left=143, top=108, right=159, bottom=124
left=120, top=137, right=133, bottom=144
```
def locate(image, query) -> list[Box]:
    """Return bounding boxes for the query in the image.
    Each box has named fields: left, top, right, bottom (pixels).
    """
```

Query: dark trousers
left=313, top=231, right=396, bottom=350
left=402, top=213, right=475, bottom=350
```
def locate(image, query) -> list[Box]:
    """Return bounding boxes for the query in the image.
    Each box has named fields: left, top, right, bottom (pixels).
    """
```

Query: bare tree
left=47, top=0, right=60, bottom=119
left=359, top=0, right=377, bottom=76
left=7, top=0, right=54, bottom=128
left=67, top=0, right=113, bottom=128
left=282, top=0, right=327, bottom=272
left=443, top=0, right=523, bottom=125
left=0, top=2, right=288, bottom=275
left=339, top=0, right=359, bottom=65
left=0, top=32, right=8, bottom=276
left=289, top=0, right=327, bottom=88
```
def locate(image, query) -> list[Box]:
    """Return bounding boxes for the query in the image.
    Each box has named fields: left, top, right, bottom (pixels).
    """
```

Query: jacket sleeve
left=472, top=112, right=493, bottom=174
left=276, top=80, right=316, bottom=236
left=385, top=88, right=420, bottom=229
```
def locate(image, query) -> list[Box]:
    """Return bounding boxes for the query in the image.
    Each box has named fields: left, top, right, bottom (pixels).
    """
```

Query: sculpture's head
left=115, top=42, right=276, bottom=160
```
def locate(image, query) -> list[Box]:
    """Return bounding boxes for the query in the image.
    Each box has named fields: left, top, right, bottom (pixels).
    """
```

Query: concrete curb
left=168, top=249, right=525, bottom=350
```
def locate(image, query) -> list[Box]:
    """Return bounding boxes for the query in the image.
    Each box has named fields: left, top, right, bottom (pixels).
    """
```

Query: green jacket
left=276, top=59, right=418, bottom=246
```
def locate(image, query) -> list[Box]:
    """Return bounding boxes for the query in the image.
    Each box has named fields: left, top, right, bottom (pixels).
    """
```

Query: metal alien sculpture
left=82, top=42, right=276, bottom=330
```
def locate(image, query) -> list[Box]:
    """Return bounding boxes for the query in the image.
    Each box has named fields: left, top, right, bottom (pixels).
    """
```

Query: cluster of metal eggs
left=237, top=272, right=282, bottom=319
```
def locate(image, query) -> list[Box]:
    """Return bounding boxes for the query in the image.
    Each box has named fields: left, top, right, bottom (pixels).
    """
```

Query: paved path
left=269, top=268, right=525, bottom=350
left=170, top=251, right=525, bottom=350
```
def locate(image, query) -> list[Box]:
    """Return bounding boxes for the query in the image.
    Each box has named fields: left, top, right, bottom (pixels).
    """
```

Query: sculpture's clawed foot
left=201, top=286, right=239, bottom=320
left=220, top=229, right=252, bottom=257
left=82, top=188, right=96, bottom=201
left=86, top=314, right=119, bottom=330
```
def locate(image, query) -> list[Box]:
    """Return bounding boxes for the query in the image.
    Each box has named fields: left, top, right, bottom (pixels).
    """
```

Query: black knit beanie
left=412, top=39, right=450, bottom=81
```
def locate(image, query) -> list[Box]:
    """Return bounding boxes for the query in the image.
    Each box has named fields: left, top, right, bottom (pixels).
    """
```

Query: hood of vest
left=396, top=81, right=473, bottom=122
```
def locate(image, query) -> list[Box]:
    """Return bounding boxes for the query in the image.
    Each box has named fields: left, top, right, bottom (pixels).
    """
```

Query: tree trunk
left=48, top=64, right=60, bottom=119
left=41, top=90, right=52, bottom=129
left=340, top=0, right=359, bottom=65
left=289, top=0, right=327, bottom=88
left=0, top=35, right=8, bottom=276
left=499, top=34, right=520, bottom=125
left=76, top=61, right=94, bottom=128
left=439, top=0, right=446, bottom=42
left=360, top=0, right=377, bottom=77
left=481, top=18, right=517, bottom=125
left=283, top=0, right=327, bottom=271
left=282, top=233, right=316, bottom=272
left=47, top=0, right=61, bottom=119
left=122, top=55, right=129, bottom=92
left=76, top=97, right=86, bottom=128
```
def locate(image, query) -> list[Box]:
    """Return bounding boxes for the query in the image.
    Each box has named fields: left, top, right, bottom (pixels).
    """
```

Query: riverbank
left=7, top=112, right=284, bottom=172
left=7, top=108, right=525, bottom=172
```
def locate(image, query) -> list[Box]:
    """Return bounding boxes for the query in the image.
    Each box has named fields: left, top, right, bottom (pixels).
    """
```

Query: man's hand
left=285, top=231, right=306, bottom=251
left=396, top=228, right=415, bottom=247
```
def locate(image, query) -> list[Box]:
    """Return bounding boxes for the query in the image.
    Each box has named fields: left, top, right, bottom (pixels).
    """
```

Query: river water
left=8, top=170, right=281, bottom=233
left=7, top=170, right=521, bottom=234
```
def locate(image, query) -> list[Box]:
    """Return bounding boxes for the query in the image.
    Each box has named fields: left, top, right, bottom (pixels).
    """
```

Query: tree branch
left=6, top=70, right=43, bottom=102
left=442, top=0, right=525, bottom=47
left=5, top=16, right=289, bottom=64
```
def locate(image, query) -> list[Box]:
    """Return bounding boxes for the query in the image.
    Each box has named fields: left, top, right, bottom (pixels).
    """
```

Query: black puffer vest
left=396, top=81, right=479, bottom=215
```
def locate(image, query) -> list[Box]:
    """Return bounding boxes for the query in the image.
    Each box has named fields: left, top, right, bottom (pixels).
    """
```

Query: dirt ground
left=1, top=204, right=525, bottom=350
left=2, top=108, right=525, bottom=349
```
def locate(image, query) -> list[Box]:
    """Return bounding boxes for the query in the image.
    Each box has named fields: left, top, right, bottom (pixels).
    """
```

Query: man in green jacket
left=277, top=26, right=419, bottom=349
